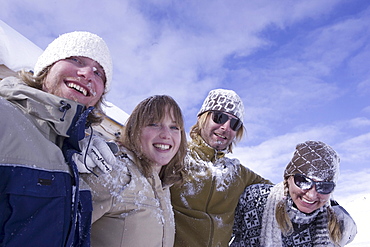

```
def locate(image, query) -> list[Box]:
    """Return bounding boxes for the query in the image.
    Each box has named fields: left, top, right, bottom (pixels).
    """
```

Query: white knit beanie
left=197, top=89, right=245, bottom=122
left=34, top=31, right=113, bottom=92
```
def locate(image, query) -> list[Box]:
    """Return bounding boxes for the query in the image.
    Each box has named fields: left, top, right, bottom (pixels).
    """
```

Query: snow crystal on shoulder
left=183, top=155, right=242, bottom=196
left=211, top=157, right=241, bottom=191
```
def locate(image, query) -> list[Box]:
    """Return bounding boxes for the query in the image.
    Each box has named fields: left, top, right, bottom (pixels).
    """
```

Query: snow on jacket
left=231, top=183, right=357, bottom=247
left=0, top=77, right=92, bottom=247
left=81, top=146, right=175, bottom=247
left=170, top=135, right=272, bottom=247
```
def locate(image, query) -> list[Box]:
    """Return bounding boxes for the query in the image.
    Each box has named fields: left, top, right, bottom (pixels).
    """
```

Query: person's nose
left=77, top=66, right=95, bottom=82
left=159, top=126, right=171, bottom=139
left=305, top=185, right=319, bottom=199
left=220, top=119, right=231, bottom=131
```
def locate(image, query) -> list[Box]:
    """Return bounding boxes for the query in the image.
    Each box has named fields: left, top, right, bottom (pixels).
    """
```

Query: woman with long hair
left=82, top=95, right=187, bottom=247
left=231, top=141, right=357, bottom=247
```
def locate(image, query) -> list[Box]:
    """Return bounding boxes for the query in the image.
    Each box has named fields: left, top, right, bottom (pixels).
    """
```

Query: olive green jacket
left=170, top=135, right=272, bottom=247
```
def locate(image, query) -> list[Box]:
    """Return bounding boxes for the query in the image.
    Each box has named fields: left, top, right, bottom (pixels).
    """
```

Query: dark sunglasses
left=293, top=173, right=335, bottom=194
left=211, top=111, right=242, bottom=131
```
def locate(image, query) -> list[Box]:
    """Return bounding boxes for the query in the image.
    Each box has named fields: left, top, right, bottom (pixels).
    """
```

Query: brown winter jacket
left=82, top=147, right=175, bottom=247
left=170, top=135, right=273, bottom=247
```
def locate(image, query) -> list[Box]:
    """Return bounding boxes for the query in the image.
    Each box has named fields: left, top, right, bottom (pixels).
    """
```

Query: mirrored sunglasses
left=211, top=111, right=242, bottom=131
left=293, top=173, right=335, bottom=194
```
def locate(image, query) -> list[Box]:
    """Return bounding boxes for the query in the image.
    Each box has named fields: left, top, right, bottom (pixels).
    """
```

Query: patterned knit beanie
left=197, top=89, right=245, bottom=122
left=284, top=140, right=340, bottom=182
left=34, top=31, right=113, bottom=92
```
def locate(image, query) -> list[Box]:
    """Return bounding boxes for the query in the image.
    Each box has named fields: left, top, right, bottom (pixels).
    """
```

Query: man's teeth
left=215, top=133, right=226, bottom=139
left=154, top=144, right=170, bottom=150
left=302, top=198, right=315, bottom=204
left=67, top=82, right=88, bottom=96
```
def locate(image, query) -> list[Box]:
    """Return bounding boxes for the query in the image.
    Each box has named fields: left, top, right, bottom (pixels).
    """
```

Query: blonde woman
left=231, top=141, right=357, bottom=247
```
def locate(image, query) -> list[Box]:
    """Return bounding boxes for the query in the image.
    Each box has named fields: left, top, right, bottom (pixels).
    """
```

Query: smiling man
left=0, top=31, right=112, bottom=246
left=42, top=56, right=106, bottom=107
left=170, top=89, right=273, bottom=247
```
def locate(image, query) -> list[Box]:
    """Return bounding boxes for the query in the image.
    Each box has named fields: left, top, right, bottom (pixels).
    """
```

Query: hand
left=74, top=135, right=118, bottom=173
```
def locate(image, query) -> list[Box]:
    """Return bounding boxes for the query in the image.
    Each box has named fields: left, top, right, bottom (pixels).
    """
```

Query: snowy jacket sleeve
left=81, top=157, right=131, bottom=223
left=331, top=200, right=357, bottom=246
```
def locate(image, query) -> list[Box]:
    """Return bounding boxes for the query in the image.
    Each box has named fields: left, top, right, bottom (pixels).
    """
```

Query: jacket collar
left=189, top=134, right=226, bottom=162
left=0, top=77, right=85, bottom=138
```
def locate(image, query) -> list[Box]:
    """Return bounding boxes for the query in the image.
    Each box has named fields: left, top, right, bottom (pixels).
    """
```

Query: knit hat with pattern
left=197, top=89, right=245, bottom=122
left=34, top=31, right=113, bottom=92
left=284, top=140, right=340, bottom=182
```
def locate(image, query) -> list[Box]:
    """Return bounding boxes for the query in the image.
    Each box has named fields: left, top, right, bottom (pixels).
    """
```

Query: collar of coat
left=0, top=76, right=85, bottom=138
left=189, top=135, right=226, bottom=163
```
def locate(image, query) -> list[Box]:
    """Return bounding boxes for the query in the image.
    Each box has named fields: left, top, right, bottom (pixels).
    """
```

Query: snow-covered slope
left=0, top=20, right=42, bottom=71
left=339, top=193, right=369, bottom=246
left=103, top=101, right=129, bottom=126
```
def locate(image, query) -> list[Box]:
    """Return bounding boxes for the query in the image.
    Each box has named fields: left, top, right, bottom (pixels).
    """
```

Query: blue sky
left=1, top=1, right=369, bottom=244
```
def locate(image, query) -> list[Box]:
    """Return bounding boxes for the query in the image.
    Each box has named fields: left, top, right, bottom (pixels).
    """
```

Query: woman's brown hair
left=121, top=95, right=187, bottom=186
